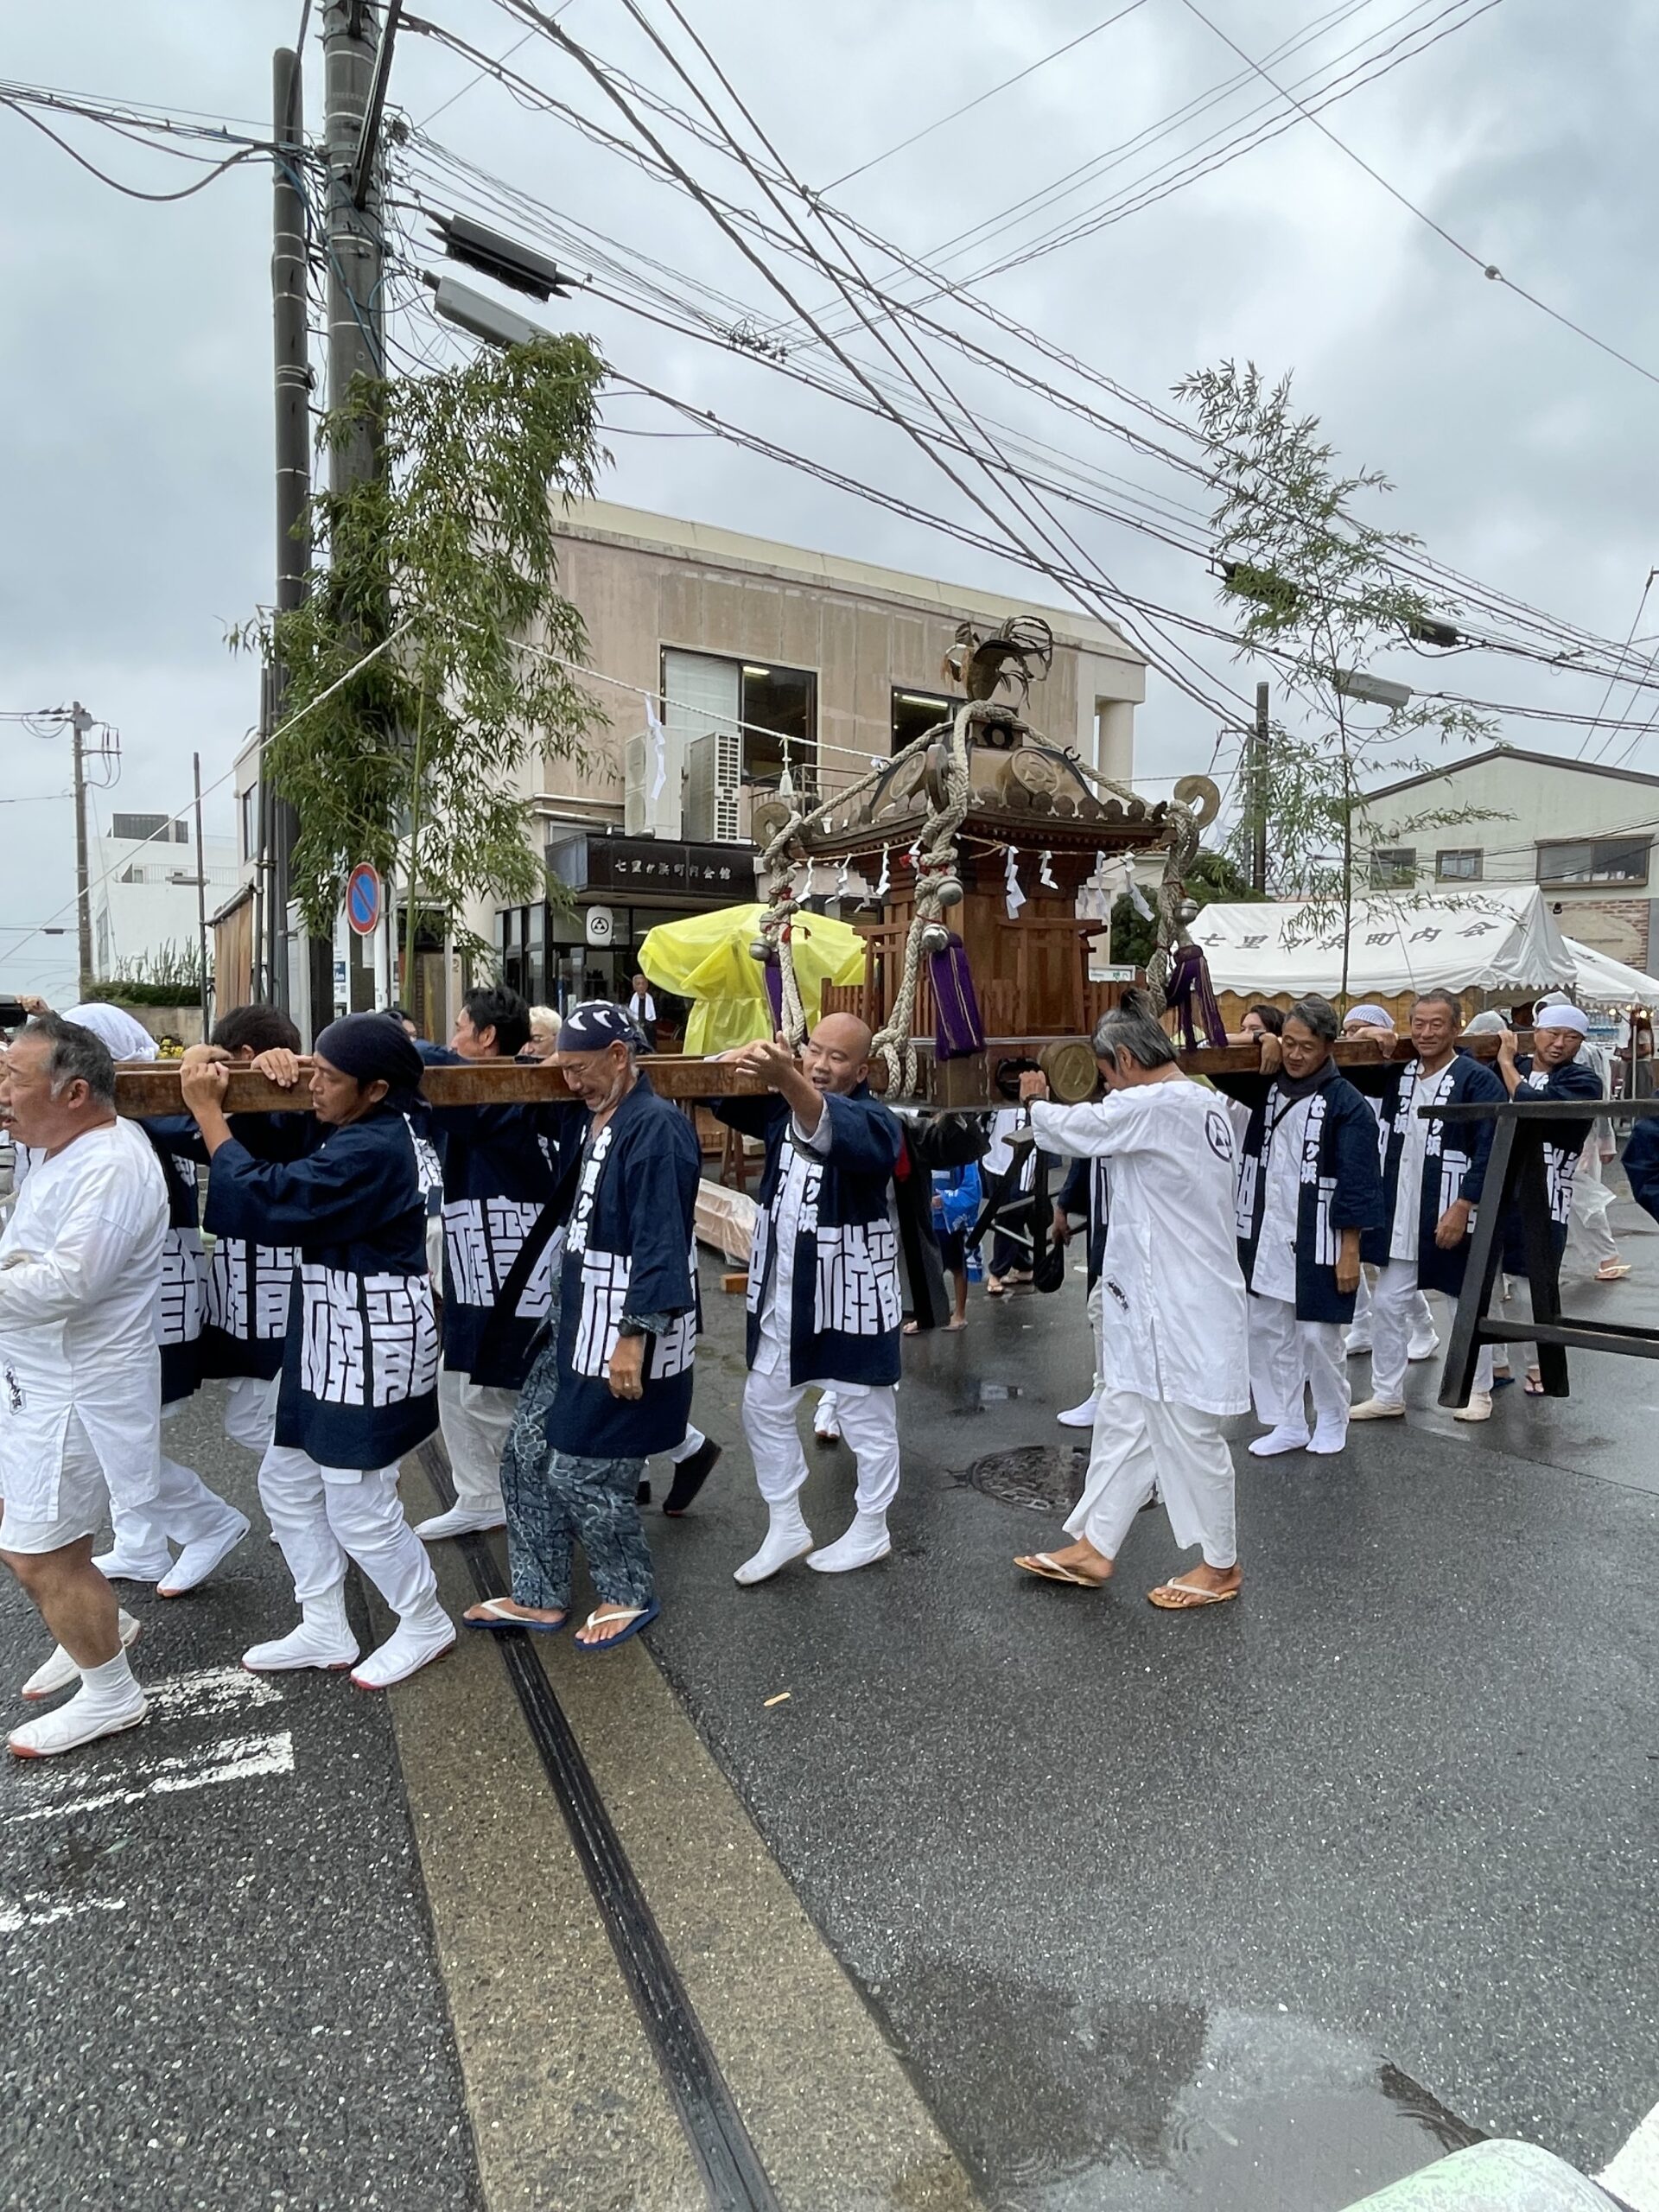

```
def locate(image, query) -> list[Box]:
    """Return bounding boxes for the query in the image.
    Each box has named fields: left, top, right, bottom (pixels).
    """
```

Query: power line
left=1577, top=569, right=1657, bottom=762
left=1174, top=0, right=1659, bottom=390
left=0, top=96, right=266, bottom=199
left=820, top=0, right=1151, bottom=192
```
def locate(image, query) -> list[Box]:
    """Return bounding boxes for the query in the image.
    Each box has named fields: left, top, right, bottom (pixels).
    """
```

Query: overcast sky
left=3, top=0, right=1655, bottom=1001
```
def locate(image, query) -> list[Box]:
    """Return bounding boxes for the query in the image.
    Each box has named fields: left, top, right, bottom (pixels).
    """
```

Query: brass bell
left=748, top=937, right=772, bottom=963
left=935, top=874, right=963, bottom=908
left=918, top=922, right=952, bottom=957
left=1177, top=896, right=1200, bottom=925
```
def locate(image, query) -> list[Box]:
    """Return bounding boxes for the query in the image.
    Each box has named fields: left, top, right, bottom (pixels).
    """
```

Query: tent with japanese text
left=1191, top=886, right=1575, bottom=1000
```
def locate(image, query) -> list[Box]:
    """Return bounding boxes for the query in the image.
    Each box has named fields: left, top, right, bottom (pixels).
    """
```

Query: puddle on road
left=869, top=1961, right=1478, bottom=2211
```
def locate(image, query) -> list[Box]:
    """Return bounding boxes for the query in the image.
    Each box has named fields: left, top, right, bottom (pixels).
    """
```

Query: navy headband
left=314, top=1012, right=425, bottom=1096
left=558, top=1000, right=643, bottom=1052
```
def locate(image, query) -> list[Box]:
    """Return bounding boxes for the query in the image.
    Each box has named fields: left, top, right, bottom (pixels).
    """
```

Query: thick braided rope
left=871, top=701, right=977, bottom=1095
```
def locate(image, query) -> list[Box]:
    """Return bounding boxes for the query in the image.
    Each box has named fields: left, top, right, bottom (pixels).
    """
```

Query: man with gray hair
left=1013, top=1000, right=1250, bottom=1610
left=0, top=1017, right=168, bottom=1755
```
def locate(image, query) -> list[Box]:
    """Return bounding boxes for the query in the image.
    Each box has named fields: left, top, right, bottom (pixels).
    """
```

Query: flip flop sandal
left=1015, top=1553, right=1108, bottom=1588
left=575, top=1599, right=662, bottom=1653
left=1147, top=1578, right=1239, bottom=1611
left=1597, top=1263, right=1632, bottom=1281
left=464, top=1597, right=568, bottom=1635
left=1523, top=1374, right=1547, bottom=1395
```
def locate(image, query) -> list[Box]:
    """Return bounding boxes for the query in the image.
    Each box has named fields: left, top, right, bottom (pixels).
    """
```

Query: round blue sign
left=346, top=861, right=381, bottom=936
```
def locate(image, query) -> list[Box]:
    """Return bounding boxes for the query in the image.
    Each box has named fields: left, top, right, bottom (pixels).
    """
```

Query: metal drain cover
left=963, top=1444, right=1087, bottom=1513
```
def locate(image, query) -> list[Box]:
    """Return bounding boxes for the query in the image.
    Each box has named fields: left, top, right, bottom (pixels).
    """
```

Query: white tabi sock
left=21, top=1611, right=141, bottom=1702
left=807, top=1509, right=893, bottom=1574
left=734, top=1500, right=814, bottom=1586
left=9, top=1649, right=147, bottom=1758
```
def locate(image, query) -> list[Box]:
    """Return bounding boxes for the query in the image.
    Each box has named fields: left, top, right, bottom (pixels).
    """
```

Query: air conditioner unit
left=683, top=729, right=743, bottom=843
left=624, top=721, right=683, bottom=838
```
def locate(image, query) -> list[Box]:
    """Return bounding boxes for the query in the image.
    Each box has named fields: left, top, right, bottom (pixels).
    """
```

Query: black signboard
left=547, top=832, right=754, bottom=899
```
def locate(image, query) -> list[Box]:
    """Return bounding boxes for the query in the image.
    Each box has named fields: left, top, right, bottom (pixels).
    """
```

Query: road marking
left=142, top=1666, right=282, bottom=1719
left=1599, top=2097, right=1659, bottom=2210
left=0, top=1892, right=125, bottom=1935
left=3, top=1732, right=295, bottom=1824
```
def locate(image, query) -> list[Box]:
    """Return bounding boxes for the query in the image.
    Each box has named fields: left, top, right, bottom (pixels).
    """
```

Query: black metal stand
left=1436, top=1096, right=1659, bottom=1407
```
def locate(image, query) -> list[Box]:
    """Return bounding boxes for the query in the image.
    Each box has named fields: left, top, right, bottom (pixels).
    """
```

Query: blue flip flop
left=464, top=1598, right=568, bottom=1635
left=575, top=1599, right=661, bottom=1653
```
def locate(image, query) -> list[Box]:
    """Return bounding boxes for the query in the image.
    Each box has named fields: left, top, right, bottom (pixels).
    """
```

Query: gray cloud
left=3, top=0, right=1654, bottom=998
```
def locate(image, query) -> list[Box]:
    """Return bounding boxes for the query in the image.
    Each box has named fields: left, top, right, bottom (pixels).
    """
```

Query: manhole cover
left=963, top=1444, right=1086, bottom=1513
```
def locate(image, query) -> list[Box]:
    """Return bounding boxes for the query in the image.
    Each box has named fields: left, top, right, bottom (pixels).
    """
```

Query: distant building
left=91, top=811, right=237, bottom=985
left=232, top=502, right=1150, bottom=1036
left=1357, top=747, right=1659, bottom=969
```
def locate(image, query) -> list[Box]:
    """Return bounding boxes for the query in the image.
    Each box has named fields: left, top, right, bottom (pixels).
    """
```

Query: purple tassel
left=1166, top=940, right=1227, bottom=1051
left=929, top=934, right=986, bottom=1061
left=761, top=956, right=783, bottom=1032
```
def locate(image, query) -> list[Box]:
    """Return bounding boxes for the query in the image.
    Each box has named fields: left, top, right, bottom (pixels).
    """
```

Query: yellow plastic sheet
left=639, top=904, right=868, bottom=1055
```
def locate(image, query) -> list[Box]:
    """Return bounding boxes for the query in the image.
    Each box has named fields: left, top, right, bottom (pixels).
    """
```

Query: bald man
left=714, top=1016, right=906, bottom=1581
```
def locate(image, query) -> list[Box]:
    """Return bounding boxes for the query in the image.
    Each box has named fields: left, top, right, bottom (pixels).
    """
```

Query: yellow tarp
left=639, top=904, right=868, bottom=1055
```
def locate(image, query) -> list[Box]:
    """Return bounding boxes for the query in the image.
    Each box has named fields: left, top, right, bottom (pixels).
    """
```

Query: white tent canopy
left=1562, top=936, right=1659, bottom=1007
left=1192, top=887, right=1575, bottom=999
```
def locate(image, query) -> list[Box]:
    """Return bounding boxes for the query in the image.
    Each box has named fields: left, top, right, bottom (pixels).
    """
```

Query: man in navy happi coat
left=535, top=1002, right=702, bottom=1652
left=181, top=1014, right=454, bottom=1692
left=1350, top=988, right=1508, bottom=1424
left=1226, top=995, right=1384, bottom=1459
left=412, top=985, right=570, bottom=1544
left=715, top=1013, right=906, bottom=1585
left=1491, top=1001, right=1603, bottom=1395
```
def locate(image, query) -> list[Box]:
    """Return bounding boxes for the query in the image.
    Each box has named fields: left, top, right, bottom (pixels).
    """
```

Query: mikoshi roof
left=1190, top=886, right=1575, bottom=998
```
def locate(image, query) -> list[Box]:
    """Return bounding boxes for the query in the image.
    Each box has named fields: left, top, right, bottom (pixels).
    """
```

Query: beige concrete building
left=488, top=500, right=1147, bottom=1005
left=1357, top=746, right=1659, bottom=969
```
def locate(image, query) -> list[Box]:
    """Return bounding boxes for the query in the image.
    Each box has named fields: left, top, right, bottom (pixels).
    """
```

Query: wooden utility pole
left=192, top=751, right=212, bottom=1034
left=69, top=702, right=95, bottom=999
left=269, top=43, right=312, bottom=1015
left=1250, top=680, right=1269, bottom=895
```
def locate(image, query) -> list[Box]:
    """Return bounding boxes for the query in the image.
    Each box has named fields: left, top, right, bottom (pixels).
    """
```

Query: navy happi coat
left=420, top=1046, right=573, bottom=1389
left=150, top=1112, right=317, bottom=1382
left=1056, top=1153, right=1109, bottom=1288
left=1231, top=1072, right=1386, bottom=1323
left=715, top=1085, right=905, bottom=1387
left=1503, top=1052, right=1601, bottom=1268
left=203, top=1106, right=438, bottom=1469
left=137, top=1119, right=209, bottom=1406
left=544, top=1076, right=701, bottom=1461
left=1359, top=1052, right=1506, bottom=1294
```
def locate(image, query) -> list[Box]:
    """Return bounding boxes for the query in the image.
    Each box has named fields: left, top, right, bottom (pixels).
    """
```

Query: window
left=1436, top=848, right=1483, bottom=882
left=239, top=786, right=257, bottom=862
left=891, top=687, right=954, bottom=754
left=1535, top=837, right=1650, bottom=888
left=1370, top=847, right=1417, bottom=889
left=661, top=649, right=817, bottom=795
left=111, top=810, right=170, bottom=844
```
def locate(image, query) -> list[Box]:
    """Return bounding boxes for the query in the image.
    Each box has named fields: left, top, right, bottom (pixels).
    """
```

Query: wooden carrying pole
left=105, top=1034, right=1505, bottom=1118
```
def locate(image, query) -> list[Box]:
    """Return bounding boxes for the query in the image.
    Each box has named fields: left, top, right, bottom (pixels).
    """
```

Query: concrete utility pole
left=1250, top=679, right=1269, bottom=895
left=323, top=1, right=391, bottom=488
left=69, top=702, right=95, bottom=998
left=269, top=43, right=312, bottom=1015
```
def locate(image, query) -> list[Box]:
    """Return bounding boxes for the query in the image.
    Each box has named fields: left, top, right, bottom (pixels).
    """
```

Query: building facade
left=91, top=811, right=237, bottom=988
left=481, top=500, right=1147, bottom=1007
left=1357, top=747, right=1659, bottom=969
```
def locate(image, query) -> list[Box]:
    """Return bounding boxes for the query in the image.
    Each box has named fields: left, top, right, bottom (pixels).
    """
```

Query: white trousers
left=109, top=1395, right=247, bottom=1567
left=1564, top=1143, right=1620, bottom=1278
left=741, top=1365, right=899, bottom=1516
left=437, top=1368, right=515, bottom=1513
left=257, top=1444, right=437, bottom=1617
left=224, top=1374, right=281, bottom=1454
left=1370, top=1262, right=1493, bottom=1404
left=1349, top=1268, right=1435, bottom=1344
left=1065, top=1389, right=1236, bottom=1569
left=1086, top=1278, right=1103, bottom=1395
left=1247, top=1294, right=1349, bottom=1433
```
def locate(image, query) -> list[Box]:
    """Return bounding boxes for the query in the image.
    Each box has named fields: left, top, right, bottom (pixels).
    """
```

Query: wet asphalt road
left=0, top=1403, right=480, bottom=2212
left=645, top=1203, right=1659, bottom=2210
left=0, top=1199, right=1654, bottom=2210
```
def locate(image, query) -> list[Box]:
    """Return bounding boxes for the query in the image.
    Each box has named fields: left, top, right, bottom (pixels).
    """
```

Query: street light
left=1333, top=668, right=1413, bottom=710
left=425, top=271, right=549, bottom=352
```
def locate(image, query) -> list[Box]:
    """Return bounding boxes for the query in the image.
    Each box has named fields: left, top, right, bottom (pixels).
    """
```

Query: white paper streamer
left=646, top=695, right=667, bottom=802
left=1038, top=849, right=1058, bottom=890
left=874, top=846, right=891, bottom=899
left=1004, top=847, right=1026, bottom=918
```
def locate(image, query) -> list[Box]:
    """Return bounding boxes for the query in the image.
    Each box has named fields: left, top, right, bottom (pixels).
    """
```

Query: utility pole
left=313, top=0, right=399, bottom=1033
left=269, top=44, right=312, bottom=1015
left=1250, top=679, right=1269, bottom=895
left=69, top=702, right=95, bottom=998
left=193, top=751, right=212, bottom=1035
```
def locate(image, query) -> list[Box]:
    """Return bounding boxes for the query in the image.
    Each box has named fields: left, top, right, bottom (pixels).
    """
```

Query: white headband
left=1533, top=1004, right=1588, bottom=1035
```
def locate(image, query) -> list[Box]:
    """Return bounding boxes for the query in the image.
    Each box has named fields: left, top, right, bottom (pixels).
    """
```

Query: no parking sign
left=346, top=862, right=382, bottom=938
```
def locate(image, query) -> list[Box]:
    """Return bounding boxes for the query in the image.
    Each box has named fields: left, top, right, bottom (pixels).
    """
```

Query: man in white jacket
left=0, top=1016, right=168, bottom=1755
left=1014, top=1001, right=1250, bottom=1609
